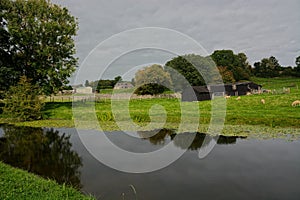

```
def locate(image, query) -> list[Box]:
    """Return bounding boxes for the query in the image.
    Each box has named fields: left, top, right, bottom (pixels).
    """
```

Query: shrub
left=134, top=64, right=173, bottom=95
left=134, top=83, right=168, bottom=95
left=97, top=112, right=114, bottom=121
left=3, top=76, right=44, bottom=121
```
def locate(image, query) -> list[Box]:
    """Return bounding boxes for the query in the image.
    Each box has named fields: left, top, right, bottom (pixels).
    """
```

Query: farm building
left=114, top=82, right=134, bottom=89
left=182, top=86, right=211, bottom=101
left=75, top=86, right=93, bottom=94
left=182, top=82, right=262, bottom=102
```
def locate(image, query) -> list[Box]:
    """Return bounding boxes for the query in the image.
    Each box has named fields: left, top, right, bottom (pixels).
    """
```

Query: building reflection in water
left=137, top=128, right=247, bottom=150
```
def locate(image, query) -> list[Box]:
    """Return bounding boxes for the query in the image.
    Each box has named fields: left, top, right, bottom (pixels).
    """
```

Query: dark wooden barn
left=223, top=82, right=262, bottom=96
left=181, top=86, right=211, bottom=102
left=182, top=82, right=262, bottom=102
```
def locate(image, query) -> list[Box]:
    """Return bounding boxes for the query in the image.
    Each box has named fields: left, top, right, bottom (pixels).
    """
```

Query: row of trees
left=86, top=76, right=122, bottom=92
left=253, top=56, right=300, bottom=78
left=133, top=52, right=300, bottom=95
left=76, top=53, right=300, bottom=96
left=132, top=51, right=250, bottom=94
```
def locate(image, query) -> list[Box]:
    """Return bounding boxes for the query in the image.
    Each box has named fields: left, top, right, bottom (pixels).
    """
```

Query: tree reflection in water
left=138, top=129, right=247, bottom=150
left=0, top=125, right=82, bottom=189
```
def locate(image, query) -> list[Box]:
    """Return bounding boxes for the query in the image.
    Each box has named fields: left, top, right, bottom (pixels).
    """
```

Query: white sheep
left=236, top=96, right=241, bottom=100
left=225, top=95, right=231, bottom=99
left=292, top=100, right=300, bottom=107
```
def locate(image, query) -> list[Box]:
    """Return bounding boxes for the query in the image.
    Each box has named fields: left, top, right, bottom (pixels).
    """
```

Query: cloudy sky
left=52, top=0, right=300, bottom=83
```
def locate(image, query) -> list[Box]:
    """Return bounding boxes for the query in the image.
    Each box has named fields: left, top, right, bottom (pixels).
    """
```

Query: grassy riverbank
left=0, top=162, right=94, bottom=200
left=0, top=77, right=299, bottom=136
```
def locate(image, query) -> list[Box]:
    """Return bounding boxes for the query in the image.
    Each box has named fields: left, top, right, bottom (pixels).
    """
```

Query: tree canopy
left=91, top=76, right=123, bottom=92
left=296, top=56, right=300, bottom=68
left=217, top=66, right=235, bottom=83
left=0, top=0, right=78, bottom=95
left=165, top=54, right=219, bottom=91
left=211, top=50, right=251, bottom=81
left=253, top=56, right=282, bottom=78
left=293, top=56, right=300, bottom=77
left=134, top=64, right=172, bottom=95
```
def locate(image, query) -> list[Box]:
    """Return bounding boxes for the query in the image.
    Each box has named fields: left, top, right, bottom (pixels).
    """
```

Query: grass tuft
left=0, top=161, right=94, bottom=200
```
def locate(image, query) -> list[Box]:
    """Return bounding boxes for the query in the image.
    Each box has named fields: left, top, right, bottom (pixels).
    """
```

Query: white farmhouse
left=75, top=86, right=93, bottom=94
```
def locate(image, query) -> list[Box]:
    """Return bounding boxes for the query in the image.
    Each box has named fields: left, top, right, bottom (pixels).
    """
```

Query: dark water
left=0, top=125, right=300, bottom=200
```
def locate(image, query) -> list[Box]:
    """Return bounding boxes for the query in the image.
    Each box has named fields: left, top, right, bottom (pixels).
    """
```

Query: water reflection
left=0, top=125, right=247, bottom=192
left=138, top=129, right=247, bottom=150
left=1, top=125, right=299, bottom=199
left=0, top=125, right=82, bottom=189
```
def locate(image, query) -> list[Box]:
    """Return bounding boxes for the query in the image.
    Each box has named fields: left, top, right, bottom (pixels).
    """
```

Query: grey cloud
left=52, top=0, right=300, bottom=83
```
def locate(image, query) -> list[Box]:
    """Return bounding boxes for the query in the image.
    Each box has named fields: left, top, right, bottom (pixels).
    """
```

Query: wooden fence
left=46, top=93, right=182, bottom=102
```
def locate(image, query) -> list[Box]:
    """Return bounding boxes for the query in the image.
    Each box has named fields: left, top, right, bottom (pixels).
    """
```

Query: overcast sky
left=52, top=0, right=300, bottom=83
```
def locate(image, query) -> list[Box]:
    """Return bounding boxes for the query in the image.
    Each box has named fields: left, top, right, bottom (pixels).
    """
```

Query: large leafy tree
left=0, top=0, right=78, bottom=95
left=134, top=64, right=172, bottom=95
left=217, top=66, right=235, bottom=83
left=0, top=2, right=17, bottom=96
left=165, top=55, right=204, bottom=92
left=211, top=50, right=251, bottom=81
left=165, top=54, right=219, bottom=91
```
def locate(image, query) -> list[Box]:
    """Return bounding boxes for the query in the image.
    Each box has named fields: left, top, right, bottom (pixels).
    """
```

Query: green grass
left=251, top=77, right=300, bottom=90
left=42, top=102, right=73, bottom=119
left=0, top=161, right=94, bottom=200
left=1, top=77, right=300, bottom=136
left=225, top=92, right=300, bottom=127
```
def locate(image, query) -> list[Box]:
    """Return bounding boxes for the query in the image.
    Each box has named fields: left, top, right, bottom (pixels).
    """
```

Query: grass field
left=0, top=77, right=300, bottom=136
left=0, top=162, right=94, bottom=200
left=251, top=77, right=299, bottom=90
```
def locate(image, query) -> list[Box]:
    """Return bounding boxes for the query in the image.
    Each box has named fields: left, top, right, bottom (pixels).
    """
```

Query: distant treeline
left=84, top=76, right=123, bottom=92
left=252, top=56, right=300, bottom=78
left=211, top=50, right=300, bottom=80
left=75, top=50, right=300, bottom=94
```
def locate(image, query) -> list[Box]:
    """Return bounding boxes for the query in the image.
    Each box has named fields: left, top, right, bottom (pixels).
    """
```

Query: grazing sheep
left=236, top=96, right=241, bottom=100
left=261, top=99, right=265, bottom=104
left=225, top=95, right=230, bottom=99
left=284, top=88, right=291, bottom=94
left=292, top=100, right=300, bottom=107
left=263, top=89, right=271, bottom=94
